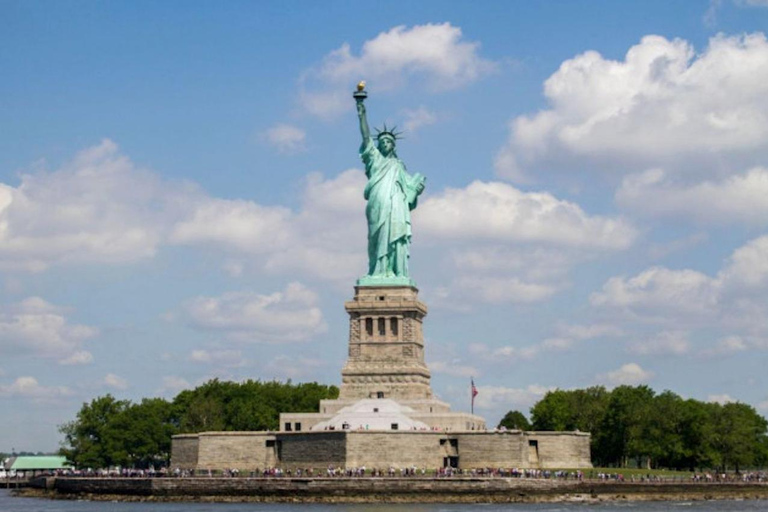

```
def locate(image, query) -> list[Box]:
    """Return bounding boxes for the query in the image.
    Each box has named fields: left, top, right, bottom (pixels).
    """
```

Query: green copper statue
left=354, top=82, right=426, bottom=286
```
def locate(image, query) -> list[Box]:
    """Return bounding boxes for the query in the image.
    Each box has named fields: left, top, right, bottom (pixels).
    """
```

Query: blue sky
left=3, top=0, right=768, bottom=452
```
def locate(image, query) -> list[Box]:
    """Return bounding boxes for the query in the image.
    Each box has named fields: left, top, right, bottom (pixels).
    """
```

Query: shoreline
left=12, top=477, right=768, bottom=504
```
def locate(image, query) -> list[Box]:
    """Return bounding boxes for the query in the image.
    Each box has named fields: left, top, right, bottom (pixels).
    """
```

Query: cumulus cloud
left=591, top=266, right=720, bottom=316
left=704, top=335, right=749, bottom=356
left=420, top=181, right=636, bottom=250
left=59, top=351, right=95, bottom=366
left=592, top=235, right=768, bottom=334
left=300, top=23, right=495, bottom=117
left=158, top=376, right=190, bottom=395
left=472, top=384, right=552, bottom=410
left=264, top=355, right=325, bottom=380
left=496, top=33, right=768, bottom=181
left=3, top=141, right=639, bottom=297
left=719, top=235, right=768, bottom=289
left=616, top=167, right=768, bottom=225
left=188, top=349, right=244, bottom=367
left=0, top=376, right=72, bottom=399
left=181, top=282, right=326, bottom=343
left=598, top=363, right=653, bottom=387
left=448, top=276, right=557, bottom=304
left=0, top=297, right=97, bottom=364
left=104, top=373, right=128, bottom=390
left=468, top=324, right=622, bottom=366
left=401, top=106, right=438, bottom=133
left=628, top=330, right=691, bottom=356
left=429, top=361, right=478, bottom=378
left=0, top=140, right=370, bottom=283
left=0, top=139, right=179, bottom=272
left=264, top=124, right=306, bottom=154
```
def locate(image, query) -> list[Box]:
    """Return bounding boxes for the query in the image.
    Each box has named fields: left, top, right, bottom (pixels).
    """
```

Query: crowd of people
left=38, top=466, right=767, bottom=484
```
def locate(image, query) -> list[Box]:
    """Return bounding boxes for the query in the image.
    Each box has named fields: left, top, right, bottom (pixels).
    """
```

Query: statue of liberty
left=354, top=82, right=426, bottom=286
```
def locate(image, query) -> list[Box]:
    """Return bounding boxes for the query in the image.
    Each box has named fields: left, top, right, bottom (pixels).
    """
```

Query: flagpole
left=471, top=377, right=475, bottom=415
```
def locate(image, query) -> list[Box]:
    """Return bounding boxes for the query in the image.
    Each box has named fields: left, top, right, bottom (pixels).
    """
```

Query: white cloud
left=0, top=376, right=72, bottom=399
left=182, top=282, right=326, bottom=343
left=429, top=361, right=478, bottom=378
left=104, top=373, right=128, bottom=390
left=709, top=335, right=749, bottom=355
left=158, top=376, right=190, bottom=395
left=557, top=323, right=624, bottom=341
left=472, top=384, right=552, bottom=410
left=591, top=266, right=720, bottom=316
left=300, top=23, right=495, bottom=117
left=0, top=141, right=370, bottom=283
left=719, top=235, right=768, bottom=288
left=169, top=198, right=293, bottom=254
left=628, top=330, right=691, bottom=356
left=0, top=297, right=98, bottom=364
left=708, top=394, right=736, bottom=404
left=758, top=400, right=768, bottom=412
left=264, top=124, right=306, bottom=154
left=401, top=106, right=438, bottom=133
left=617, top=167, right=768, bottom=225
left=419, top=181, right=636, bottom=250
left=188, top=349, right=244, bottom=367
left=59, top=351, right=94, bottom=366
left=598, top=363, right=653, bottom=387
left=592, top=235, right=768, bottom=335
left=0, top=140, right=177, bottom=272
left=449, top=276, right=557, bottom=304
left=265, top=355, right=324, bottom=380
left=496, top=33, right=768, bottom=181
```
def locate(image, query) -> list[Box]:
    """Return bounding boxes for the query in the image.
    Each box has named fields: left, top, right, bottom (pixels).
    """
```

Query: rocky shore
left=13, top=477, right=768, bottom=503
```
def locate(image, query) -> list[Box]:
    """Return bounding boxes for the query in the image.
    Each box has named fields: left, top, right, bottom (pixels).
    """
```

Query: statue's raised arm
left=355, top=81, right=370, bottom=143
left=353, top=82, right=426, bottom=287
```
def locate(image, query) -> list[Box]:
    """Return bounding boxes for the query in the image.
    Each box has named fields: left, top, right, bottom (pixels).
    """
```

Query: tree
left=59, top=395, right=130, bottom=469
left=104, top=398, right=178, bottom=468
left=531, top=390, right=572, bottom=431
left=595, top=385, right=655, bottom=467
left=498, top=410, right=531, bottom=430
left=708, top=402, right=768, bottom=471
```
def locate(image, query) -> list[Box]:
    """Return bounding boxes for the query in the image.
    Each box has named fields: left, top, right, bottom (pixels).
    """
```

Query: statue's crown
left=375, top=123, right=403, bottom=141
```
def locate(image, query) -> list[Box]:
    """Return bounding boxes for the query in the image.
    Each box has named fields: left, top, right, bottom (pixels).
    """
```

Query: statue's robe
left=360, top=137, right=422, bottom=277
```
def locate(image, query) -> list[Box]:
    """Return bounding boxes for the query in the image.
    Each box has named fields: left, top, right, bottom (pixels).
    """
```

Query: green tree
left=498, top=410, right=531, bottom=430
left=105, top=398, right=178, bottom=468
left=531, top=390, right=572, bottom=431
left=595, top=385, right=655, bottom=467
left=708, top=402, right=768, bottom=471
left=59, top=395, right=130, bottom=468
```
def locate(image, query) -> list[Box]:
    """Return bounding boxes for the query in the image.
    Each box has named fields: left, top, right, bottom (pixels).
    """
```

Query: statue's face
left=378, top=136, right=395, bottom=156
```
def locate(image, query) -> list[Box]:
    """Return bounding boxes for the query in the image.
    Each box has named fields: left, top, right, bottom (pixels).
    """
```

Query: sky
left=2, top=0, right=768, bottom=452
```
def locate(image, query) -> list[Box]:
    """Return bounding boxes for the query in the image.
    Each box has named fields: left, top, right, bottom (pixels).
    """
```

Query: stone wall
left=455, top=432, right=527, bottom=468
left=172, top=429, right=592, bottom=471
left=170, top=434, right=199, bottom=469
left=277, top=432, right=346, bottom=469
left=195, top=432, right=275, bottom=470
left=410, top=412, right=486, bottom=431
left=345, top=431, right=444, bottom=468
left=527, top=432, right=592, bottom=469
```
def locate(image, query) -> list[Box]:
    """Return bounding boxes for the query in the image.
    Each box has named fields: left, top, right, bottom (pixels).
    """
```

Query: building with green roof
left=3, top=455, right=71, bottom=475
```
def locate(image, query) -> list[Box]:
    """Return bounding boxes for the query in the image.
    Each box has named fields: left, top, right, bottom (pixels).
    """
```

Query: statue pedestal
left=340, top=285, right=431, bottom=401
